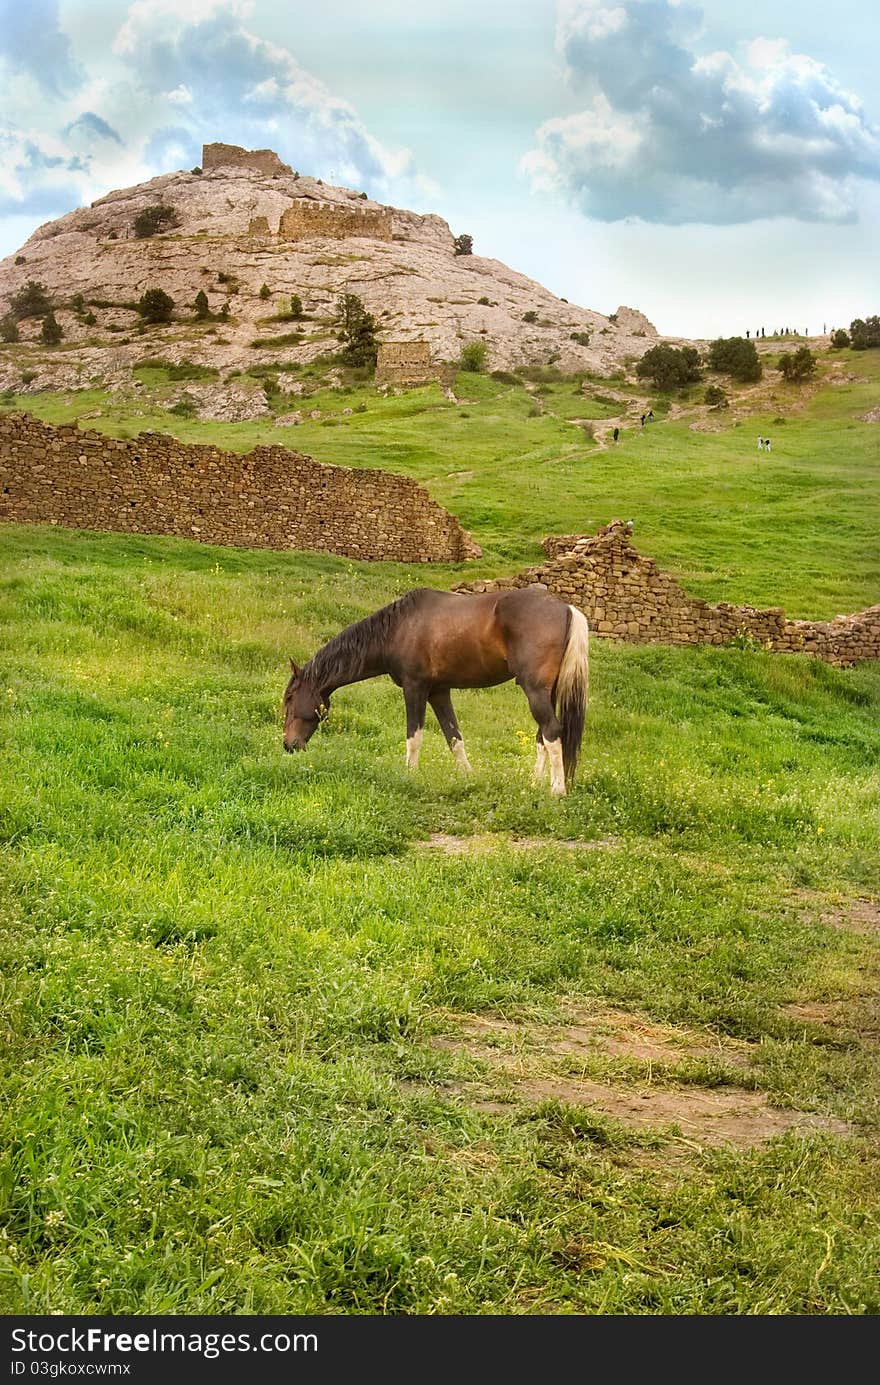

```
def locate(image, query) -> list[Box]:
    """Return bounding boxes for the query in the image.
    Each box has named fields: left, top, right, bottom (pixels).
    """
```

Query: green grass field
left=1, top=347, right=879, bottom=1314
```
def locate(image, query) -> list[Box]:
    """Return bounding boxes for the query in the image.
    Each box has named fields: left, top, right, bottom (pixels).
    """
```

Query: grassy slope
left=1, top=350, right=879, bottom=1314
left=3, top=345, right=879, bottom=615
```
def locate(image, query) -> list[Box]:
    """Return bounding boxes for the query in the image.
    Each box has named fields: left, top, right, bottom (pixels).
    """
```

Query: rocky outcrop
left=0, top=146, right=660, bottom=390
left=455, top=520, right=880, bottom=666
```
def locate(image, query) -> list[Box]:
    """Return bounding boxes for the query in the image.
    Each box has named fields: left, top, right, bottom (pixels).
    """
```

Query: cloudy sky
left=1, top=0, right=878, bottom=336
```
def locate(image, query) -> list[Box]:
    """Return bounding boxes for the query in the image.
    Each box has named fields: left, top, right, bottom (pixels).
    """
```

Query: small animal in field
left=282, top=587, right=590, bottom=796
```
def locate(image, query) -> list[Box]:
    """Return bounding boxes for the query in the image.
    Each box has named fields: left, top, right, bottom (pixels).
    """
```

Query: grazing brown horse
left=282, top=587, right=589, bottom=795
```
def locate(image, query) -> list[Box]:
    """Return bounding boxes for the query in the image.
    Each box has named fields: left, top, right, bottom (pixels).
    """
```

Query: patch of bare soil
left=424, top=1007, right=851, bottom=1151
left=415, top=832, right=619, bottom=855
left=787, top=888, right=880, bottom=936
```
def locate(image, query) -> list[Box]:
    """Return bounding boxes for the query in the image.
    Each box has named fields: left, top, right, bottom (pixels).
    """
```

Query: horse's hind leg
left=521, top=684, right=565, bottom=796
left=429, top=689, right=472, bottom=773
left=533, top=730, right=548, bottom=784
left=403, top=682, right=428, bottom=769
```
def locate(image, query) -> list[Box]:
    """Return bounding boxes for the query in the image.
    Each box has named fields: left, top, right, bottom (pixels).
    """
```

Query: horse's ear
left=289, top=658, right=301, bottom=676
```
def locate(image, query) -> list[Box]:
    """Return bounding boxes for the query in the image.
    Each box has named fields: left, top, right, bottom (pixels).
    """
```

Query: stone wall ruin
left=455, top=520, right=879, bottom=666
left=0, top=412, right=479, bottom=563
left=202, top=143, right=292, bottom=176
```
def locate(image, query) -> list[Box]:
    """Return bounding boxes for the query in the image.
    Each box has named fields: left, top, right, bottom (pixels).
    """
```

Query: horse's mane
left=305, top=589, right=425, bottom=689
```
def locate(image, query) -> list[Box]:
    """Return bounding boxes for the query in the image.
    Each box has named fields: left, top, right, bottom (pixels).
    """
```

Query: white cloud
left=523, top=0, right=880, bottom=224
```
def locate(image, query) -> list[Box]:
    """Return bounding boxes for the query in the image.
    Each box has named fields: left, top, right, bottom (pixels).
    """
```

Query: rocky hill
left=0, top=143, right=658, bottom=408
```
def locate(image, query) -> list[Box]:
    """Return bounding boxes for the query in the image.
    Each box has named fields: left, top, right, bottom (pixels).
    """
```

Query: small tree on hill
left=137, top=287, right=175, bottom=323
left=831, top=328, right=850, bottom=348
left=850, top=315, right=880, bottom=350
left=778, top=346, right=816, bottom=382
left=290, top=294, right=304, bottom=319
left=40, top=311, right=63, bottom=345
left=1, top=313, right=20, bottom=342
left=9, top=280, right=52, bottom=320
left=636, top=344, right=702, bottom=391
left=708, top=336, right=762, bottom=382
left=133, top=204, right=181, bottom=238
left=704, top=384, right=728, bottom=407
left=194, top=290, right=210, bottom=319
left=334, top=293, right=378, bottom=368
left=453, top=233, right=473, bottom=256
left=459, top=340, right=488, bottom=372
left=259, top=283, right=271, bottom=300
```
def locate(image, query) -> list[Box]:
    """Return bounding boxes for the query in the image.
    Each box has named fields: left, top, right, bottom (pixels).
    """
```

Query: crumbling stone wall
left=456, top=520, right=879, bottom=666
left=375, top=341, right=445, bottom=386
left=202, top=143, right=292, bottom=176
left=0, top=413, right=479, bottom=563
left=278, top=201, right=393, bottom=242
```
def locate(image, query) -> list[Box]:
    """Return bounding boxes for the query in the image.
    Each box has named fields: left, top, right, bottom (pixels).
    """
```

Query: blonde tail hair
left=556, top=605, right=590, bottom=785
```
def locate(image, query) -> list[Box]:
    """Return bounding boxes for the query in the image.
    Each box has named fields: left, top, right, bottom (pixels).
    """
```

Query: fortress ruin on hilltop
left=202, top=142, right=293, bottom=176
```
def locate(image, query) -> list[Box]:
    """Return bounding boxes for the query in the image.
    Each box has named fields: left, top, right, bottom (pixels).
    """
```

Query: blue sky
left=1, top=0, right=878, bottom=336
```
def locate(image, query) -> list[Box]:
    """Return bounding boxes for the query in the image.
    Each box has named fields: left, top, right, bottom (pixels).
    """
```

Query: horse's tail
left=556, top=605, right=590, bottom=785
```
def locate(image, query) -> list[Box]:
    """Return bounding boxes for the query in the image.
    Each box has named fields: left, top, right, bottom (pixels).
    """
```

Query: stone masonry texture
left=0, top=412, right=479, bottom=563
left=202, top=143, right=293, bottom=176
left=455, top=520, right=880, bottom=667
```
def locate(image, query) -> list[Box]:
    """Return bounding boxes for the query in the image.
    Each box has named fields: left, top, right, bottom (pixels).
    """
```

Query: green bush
left=259, top=284, right=271, bottom=300
left=704, top=384, right=728, bottom=407
left=137, top=288, right=175, bottom=323
left=478, top=297, right=491, bottom=306
left=459, top=341, right=488, bottom=372
left=133, top=205, right=180, bottom=238
left=83, top=312, right=97, bottom=327
left=0, top=313, right=20, bottom=343
left=778, top=346, right=816, bottom=382
left=831, top=328, right=851, bottom=349
left=453, top=233, right=473, bottom=256
left=708, top=336, right=762, bottom=382
left=570, top=331, right=591, bottom=346
left=334, top=293, right=378, bottom=369
left=70, top=293, right=85, bottom=313
left=40, top=311, right=63, bottom=345
left=850, top=315, right=880, bottom=350
left=522, top=310, right=538, bottom=324
left=194, top=290, right=210, bottom=320
left=290, top=294, right=304, bottom=319
left=168, top=392, right=198, bottom=418
left=636, top=344, right=702, bottom=391
left=9, top=281, right=52, bottom=320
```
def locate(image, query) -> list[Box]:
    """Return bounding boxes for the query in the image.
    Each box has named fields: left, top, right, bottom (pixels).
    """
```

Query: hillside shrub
left=133, top=204, right=180, bottom=238
left=291, top=295, right=304, bottom=319
left=14, top=255, right=26, bottom=265
left=636, top=344, right=702, bottom=391
left=708, top=336, right=762, bottom=382
left=137, top=288, right=175, bottom=323
left=850, top=315, right=880, bottom=350
left=704, top=384, right=728, bottom=407
left=1, top=314, right=20, bottom=342
left=478, top=297, right=491, bottom=306
left=831, top=329, right=851, bottom=348
left=9, top=281, right=52, bottom=320
left=83, top=312, right=97, bottom=326
left=570, top=331, right=591, bottom=346
left=778, top=346, right=816, bottom=382
left=70, top=293, right=85, bottom=313
left=194, top=290, right=210, bottom=320
left=453, top=234, right=473, bottom=256
left=459, top=341, right=488, bottom=372
left=522, top=311, right=538, bottom=324
left=334, top=293, right=378, bottom=368
left=40, top=311, right=63, bottom=345
left=168, top=392, right=198, bottom=418
left=250, top=332, right=304, bottom=349
left=259, top=284, right=271, bottom=300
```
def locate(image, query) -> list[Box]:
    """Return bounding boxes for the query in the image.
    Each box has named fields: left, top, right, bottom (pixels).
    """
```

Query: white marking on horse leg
left=533, top=737, right=548, bottom=783
left=405, top=728, right=423, bottom=769
left=451, top=737, right=472, bottom=773
left=546, top=737, right=566, bottom=797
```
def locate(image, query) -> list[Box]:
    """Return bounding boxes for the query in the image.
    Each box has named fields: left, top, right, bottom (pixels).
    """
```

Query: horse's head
left=282, top=660, right=329, bottom=752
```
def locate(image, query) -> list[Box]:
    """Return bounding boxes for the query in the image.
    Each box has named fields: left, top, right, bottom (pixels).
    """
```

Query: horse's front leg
left=429, top=689, right=472, bottom=773
left=403, top=682, right=428, bottom=769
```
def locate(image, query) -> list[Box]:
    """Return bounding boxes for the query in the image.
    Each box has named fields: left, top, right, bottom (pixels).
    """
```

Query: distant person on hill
left=640, top=413, right=645, bottom=427
left=757, top=436, right=764, bottom=451
left=746, top=330, right=750, bottom=338
left=612, top=426, right=620, bottom=443
left=765, top=437, right=771, bottom=453
left=761, top=327, right=765, bottom=337
left=646, top=409, right=654, bottom=423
